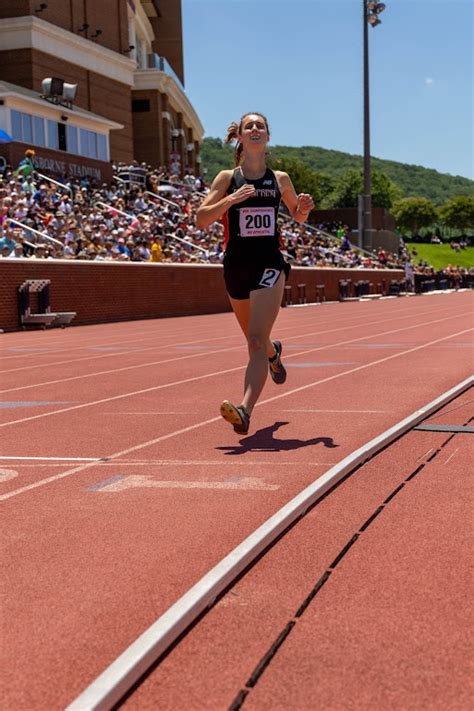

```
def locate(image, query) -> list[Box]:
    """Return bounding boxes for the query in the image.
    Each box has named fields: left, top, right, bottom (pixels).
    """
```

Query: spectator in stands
left=150, top=235, right=163, bottom=262
left=10, top=242, right=26, bottom=259
left=0, top=227, right=19, bottom=253
left=404, top=259, right=415, bottom=292
left=32, top=244, right=47, bottom=259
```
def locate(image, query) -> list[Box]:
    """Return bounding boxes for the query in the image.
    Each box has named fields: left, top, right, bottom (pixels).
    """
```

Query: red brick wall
left=0, top=261, right=404, bottom=332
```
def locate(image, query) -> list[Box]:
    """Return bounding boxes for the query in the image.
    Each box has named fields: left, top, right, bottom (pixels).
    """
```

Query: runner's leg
left=229, top=296, right=277, bottom=358
left=241, top=272, right=285, bottom=414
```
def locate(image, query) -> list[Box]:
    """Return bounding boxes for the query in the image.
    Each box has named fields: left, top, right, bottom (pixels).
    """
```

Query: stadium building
left=0, top=0, right=203, bottom=182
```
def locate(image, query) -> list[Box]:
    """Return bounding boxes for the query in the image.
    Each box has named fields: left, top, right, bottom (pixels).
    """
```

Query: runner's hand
left=229, top=184, right=256, bottom=205
left=296, top=193, right=314, bottom=214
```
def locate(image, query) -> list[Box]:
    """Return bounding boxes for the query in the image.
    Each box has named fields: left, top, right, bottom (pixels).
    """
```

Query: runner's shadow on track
left=216, top=421, right=339, bottom=456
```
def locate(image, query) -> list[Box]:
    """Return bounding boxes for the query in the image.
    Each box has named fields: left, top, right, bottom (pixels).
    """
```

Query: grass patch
left=407, top=244, right=474, bottom=270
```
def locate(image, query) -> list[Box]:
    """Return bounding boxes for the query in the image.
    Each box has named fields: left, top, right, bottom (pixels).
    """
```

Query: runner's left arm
left=277, top=171, right=314, bottom=224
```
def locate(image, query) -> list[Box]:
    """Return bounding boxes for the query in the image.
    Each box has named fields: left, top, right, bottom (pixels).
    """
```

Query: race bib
left=239, top=207, right=275, bottom=237
left=259, top=268, right=281, bottom=288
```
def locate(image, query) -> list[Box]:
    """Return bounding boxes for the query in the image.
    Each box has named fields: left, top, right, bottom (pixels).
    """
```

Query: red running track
left=1, top=291, right=472, bottom=709
left=121, top=396, right=473, bottom=711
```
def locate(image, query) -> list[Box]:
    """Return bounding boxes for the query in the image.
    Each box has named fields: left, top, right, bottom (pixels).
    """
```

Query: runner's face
left=239, top=114, right=269, bottom=149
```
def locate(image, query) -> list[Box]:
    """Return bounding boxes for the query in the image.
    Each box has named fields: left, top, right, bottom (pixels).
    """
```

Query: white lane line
left=0, top=298, right=460, bottom=378
left=0, top=456, right=102, bottom=462
left=444, top=449, right=458, bottom=465
left=416, top=448, right=434, bottom=461
left=65, top=375, right=474, bottom=711
left=0, top=304, right=451, bottom=389
left=0, top=314, right=470, bottom=429
left=0, top=327, right=471, bottom=501
left=4, top=461, right=333, bottom=468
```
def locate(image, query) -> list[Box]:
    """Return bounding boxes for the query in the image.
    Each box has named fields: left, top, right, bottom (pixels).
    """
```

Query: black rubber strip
left=228, top=689, right=249, bottom=711
left=294, top=571, right=332, bottom=618
left=404, top=463, right=425, bottom=481
left=328, top=534, right=359, bottom=569
left=383, top=482, right=405, bottom=504
left=358, top=505, right=385, bottom=532
left=245, top=621, right=296, bottom=688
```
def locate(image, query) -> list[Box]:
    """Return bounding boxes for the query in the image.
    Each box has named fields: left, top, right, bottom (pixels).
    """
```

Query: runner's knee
left=248, top=334, right=265, bottom=354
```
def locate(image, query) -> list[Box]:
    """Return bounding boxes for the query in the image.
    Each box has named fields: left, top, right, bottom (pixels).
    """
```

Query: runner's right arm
left=196, top=170, right=256, bottom=229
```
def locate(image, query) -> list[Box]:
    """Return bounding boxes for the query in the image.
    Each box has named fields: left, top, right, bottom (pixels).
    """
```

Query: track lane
left=1, top=295, right=472, bottom=710
left=0, top=307, right=470, bottom=429
left=0, top=297, right=461, bottom=381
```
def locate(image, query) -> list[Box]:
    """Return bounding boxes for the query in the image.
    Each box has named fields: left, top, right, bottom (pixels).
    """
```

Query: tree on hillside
left=199, top=137, right=474, bottom=201
left=372, top=171, right=403, bottom=209
left=325, top=168, right=361, bottom=208
left=392, top=197, right=437, bottom=234
left=438, top=196, right=474, bottom=232
left=324, top=169, right=402, bottom=209
left=268, top=156, right=332, bottom=206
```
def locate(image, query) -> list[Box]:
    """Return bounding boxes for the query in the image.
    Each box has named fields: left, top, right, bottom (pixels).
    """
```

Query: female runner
left=196, top=112, right=314, bottom=434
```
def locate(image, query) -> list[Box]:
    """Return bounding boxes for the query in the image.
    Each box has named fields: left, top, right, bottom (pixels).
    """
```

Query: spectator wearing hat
left=10, top=243, right=26, bottom=259
left=32, top=244, right=47, bottom=259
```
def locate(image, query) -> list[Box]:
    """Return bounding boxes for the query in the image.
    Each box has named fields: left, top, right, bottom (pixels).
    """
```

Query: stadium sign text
left=34, top=156, right=102, bottom=181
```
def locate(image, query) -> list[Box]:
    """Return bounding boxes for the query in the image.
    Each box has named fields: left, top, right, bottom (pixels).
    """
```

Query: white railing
left=145, top=190, right=182, bottom=210
left=93, top=201, right=209, bottom=260
left=8, top=218, right=63, bottom=247
left=35, top=172, right=72, bottom=194
left=94, top=201, right=136, bottom=222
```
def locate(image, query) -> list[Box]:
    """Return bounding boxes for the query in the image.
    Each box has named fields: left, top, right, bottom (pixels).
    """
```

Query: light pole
left=359, top=1, right=386, bottom=250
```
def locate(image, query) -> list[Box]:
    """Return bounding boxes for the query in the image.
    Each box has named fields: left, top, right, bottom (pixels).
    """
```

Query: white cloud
left=425, top=77, right=435, bottom=85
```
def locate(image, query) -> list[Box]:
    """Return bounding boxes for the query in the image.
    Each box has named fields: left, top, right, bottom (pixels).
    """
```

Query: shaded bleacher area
left=0, top=162, right=472, bottom=291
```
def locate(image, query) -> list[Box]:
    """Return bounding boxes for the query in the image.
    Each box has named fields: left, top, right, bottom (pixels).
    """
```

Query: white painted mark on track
left=0, top=469, right=18, bottom=483
left=90, top=475, right=279, bottom=493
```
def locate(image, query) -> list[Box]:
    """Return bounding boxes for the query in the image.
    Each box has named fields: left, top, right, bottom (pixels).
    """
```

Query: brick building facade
left=0, top=0, right=203, bottom=178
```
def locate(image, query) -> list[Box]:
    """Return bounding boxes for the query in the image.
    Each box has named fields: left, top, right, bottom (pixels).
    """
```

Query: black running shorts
left=223, top=253, right=291, bottom=300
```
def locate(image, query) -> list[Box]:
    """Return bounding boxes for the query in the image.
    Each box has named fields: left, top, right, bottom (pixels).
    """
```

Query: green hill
left=200, top=138, right=473, bottom=206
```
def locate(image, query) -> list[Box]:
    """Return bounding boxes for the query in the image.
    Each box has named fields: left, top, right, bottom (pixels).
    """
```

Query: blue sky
left=182, top=0, right=473, bottom=179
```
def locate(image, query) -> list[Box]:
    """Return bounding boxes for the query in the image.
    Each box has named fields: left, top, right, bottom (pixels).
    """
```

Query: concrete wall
left=0, top=261, right=404, bottom=332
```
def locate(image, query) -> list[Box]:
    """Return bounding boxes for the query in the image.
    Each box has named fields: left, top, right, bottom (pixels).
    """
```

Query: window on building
left=67, top=125, right=78, bottom=155
left=47, top=120, right=59, bottom=149
left=33, top=116, right=45, bottom=147
left=132, top=99, right=150, bottom=112
left=79, top=129, right=89, bottom=157
left=10, top=109, right=109, bottom=159
left=22, top=114, right=33, bottom=143
left=97, top=134, right=107, bottom=161
left=11, top=110, right=22, bottom=140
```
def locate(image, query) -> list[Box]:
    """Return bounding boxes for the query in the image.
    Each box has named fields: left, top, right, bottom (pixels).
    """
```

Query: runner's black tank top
left=222, top=167, right=282, bottom=263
